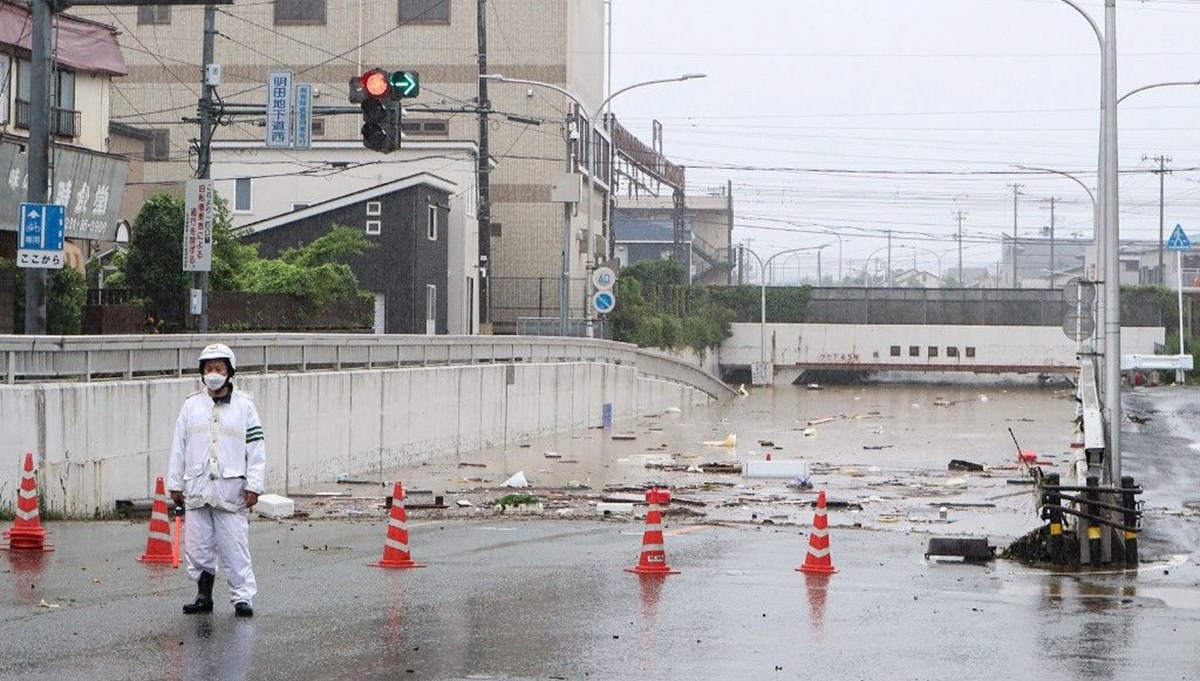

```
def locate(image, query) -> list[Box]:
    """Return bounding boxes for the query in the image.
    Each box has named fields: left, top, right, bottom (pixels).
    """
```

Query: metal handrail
left=0, top=333, right=736, bottom=398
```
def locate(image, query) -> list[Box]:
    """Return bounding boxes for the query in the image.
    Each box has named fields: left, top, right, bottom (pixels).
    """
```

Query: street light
left=741, top=244, right=833, bottom=372
left=481, top=72, right=706, bottom=338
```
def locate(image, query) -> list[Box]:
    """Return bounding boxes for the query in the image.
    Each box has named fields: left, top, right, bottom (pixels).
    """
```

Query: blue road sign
left=592, top=290, right=616, bottom=314
left=19, top=203, right=65, bottom=251
left=1167, top=224, right=1191, bottom=251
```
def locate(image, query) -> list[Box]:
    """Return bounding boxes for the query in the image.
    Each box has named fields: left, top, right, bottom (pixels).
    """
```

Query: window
left=234, top=178, right=252, bottom=211
left=275, top=0, right=326, bottom=24
left=426, top=284, right=437, bottom=325
left=137, top=5, right=171, bottom=24
left=311, top=118, right=325, bottom=137
left=890, top=345, right=901, bottom=357
left=0, top=55, right=10, bottom=124
left=928, top=346, right=939, bottom=358
left=908, top=346, right=920, bottom=358
left=399, top=0, right=449, bottom=24
left=366, top=201, right=382, bottom=216
left=427, top=204, right=438, bottom=240
left=400, top=118, right=449, bottom=137
left=366, top=220, right=381, bottom=235
left=145, top=129, right=170, bottom=161
left=15, top=59, right=77, bottom=137
left=947, top=346, right=959, bottom=358
left=966, top=347, right=976, bottom=358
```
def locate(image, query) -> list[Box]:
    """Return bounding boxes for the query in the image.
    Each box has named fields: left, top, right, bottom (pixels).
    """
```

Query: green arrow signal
left=388, top=70, right=420, bottom=98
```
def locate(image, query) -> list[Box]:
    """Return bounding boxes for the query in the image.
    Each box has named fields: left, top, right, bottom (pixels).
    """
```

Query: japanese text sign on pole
left=294, top=83, right=313, bottom=150
left=16, top=202, right=65, bottom=269
left=1166, top=224, right=1191, bottom=251
left=265, top=71, right=293, bottom=149
left=182, top=180, right=215, bottom=272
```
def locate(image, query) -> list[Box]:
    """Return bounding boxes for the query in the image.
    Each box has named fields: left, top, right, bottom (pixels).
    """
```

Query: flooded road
left=316, top=382, right=1088, bottom=542
left=4, top=381, right=1200, bottom=680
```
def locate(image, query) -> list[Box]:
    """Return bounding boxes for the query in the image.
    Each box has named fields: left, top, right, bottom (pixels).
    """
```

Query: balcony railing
left=14, top=99, right=81, bottom=138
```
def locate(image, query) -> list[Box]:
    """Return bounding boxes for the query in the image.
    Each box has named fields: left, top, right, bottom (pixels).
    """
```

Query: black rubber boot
left=182, top=571, right=215, bottom=614
left=234, top=601, right=254, bottom=618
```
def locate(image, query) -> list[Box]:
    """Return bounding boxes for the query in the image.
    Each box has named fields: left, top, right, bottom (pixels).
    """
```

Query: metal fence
left=490, top=277, right=590, bottom=333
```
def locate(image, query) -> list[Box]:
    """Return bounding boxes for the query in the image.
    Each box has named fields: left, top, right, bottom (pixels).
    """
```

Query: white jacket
left=167, top=389, right=267, bottom=512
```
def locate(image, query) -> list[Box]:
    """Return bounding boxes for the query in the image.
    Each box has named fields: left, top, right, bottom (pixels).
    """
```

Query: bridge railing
left=0, top=334, right=736, bottom=398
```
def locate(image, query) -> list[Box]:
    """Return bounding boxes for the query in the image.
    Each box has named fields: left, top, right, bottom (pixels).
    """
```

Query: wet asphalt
left=2, top=383, right=1199, bottom=680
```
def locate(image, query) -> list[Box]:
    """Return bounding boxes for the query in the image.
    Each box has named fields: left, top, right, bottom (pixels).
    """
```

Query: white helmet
left=197, top=343, right=237, bottom=373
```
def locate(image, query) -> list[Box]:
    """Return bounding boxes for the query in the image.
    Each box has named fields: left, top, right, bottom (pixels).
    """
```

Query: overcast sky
left=610, top=0, right=1200, bottom=281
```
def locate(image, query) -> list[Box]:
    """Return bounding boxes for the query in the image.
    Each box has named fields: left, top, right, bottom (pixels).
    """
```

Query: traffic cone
left=796, top=489, right=836, bottom=574
left=138, top=477, right=175, bottom=565
left=369, top=482, right=425, bottom=569
left=765, top=452, right=772, bottom=461
left=626, top=488, right=680, bottom=575
left=2, top=453, right=52, bottom=553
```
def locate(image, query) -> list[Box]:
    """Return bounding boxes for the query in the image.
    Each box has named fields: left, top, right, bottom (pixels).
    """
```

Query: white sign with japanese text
left=182, top=179, right=215, bottom=272
left=266, top=71, right=293, bottom=149
left=294, top=83, right=313, bottom=150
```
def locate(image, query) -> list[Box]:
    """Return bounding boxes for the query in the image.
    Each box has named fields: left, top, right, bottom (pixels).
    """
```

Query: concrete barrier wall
left=0, top=362, right=711, bottom=516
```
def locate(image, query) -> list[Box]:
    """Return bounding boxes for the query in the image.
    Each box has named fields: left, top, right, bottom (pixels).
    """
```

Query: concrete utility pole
left=954, top=210, right=967, bottom=286
left=1144, top=154, right=1171, bottom=284
left=1009, top=183, right=1023, bottom=288
left=560, top=114, right=576, bottom=336
left=1041, top=197, right=1058, bottom=289
left=23, top=0, right=53, bottom=334
left=195, top=4, right=217, bottom=334
left=476, top=0, right=491, bottom=330
left=886, top=230, right=892, bottom=287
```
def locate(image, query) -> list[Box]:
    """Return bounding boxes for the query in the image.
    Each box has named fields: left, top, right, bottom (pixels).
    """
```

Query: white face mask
left=202, top=372, right=228, bottom=391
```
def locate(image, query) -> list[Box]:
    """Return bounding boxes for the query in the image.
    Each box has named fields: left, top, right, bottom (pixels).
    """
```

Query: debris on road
left=863, top=444, right=894, bottom=451
left=703, top=433, right=737, bottom=447
left=502, top=471, right=530, bottom=488
left=611, top=433, right=637, bottom=441
left=947, top=459, right=985, bottom=472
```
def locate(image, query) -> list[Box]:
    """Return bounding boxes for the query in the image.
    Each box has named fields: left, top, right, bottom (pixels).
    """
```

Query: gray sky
left=610, top=0, right=1200, bottom=281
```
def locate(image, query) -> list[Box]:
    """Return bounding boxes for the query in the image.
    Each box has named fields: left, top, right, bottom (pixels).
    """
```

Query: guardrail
left=0, top=334, right=736, bottom=399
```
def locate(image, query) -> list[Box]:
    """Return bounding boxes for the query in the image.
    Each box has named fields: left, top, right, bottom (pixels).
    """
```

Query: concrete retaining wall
left=0, top=362, right=710, bottom=517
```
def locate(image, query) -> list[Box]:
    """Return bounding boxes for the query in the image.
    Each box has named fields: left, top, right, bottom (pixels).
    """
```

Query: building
left=72, top=0, right=628, bottom=334
left=240, top=172, right=453, bottom=334
left=0, top=1, right=130, bottom=268
left=613, top=189, right=734, bottom=286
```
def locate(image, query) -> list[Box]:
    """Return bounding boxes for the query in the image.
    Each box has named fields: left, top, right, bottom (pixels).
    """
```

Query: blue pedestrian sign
left=17, top=203, right=66, bottom=269
left=591, top=290, right=616, bottom=314
left=1167, top=224, right=1191, bottom=251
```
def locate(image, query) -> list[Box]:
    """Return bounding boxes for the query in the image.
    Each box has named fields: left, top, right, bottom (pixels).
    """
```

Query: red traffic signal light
left=361, top=69, right=391, bottom=99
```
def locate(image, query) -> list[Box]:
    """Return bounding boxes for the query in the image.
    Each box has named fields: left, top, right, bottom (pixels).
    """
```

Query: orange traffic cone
left=797, top=489, right=836, bottom=574
left=626, top=487, right=679, bottom=575
left=2, top=453, right=52, bottom=553
left=370, top=482, right=425, bottom=569
left=138, top=477, right=175, bottom=565
left=765, top=452, right=772, bottom=461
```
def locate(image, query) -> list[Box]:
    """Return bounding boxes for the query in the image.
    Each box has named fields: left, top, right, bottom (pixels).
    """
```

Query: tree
left=121, top=193, right=190, bottom=325
left=610, top=259, right=732, bottom=356
left=235, top=226, right=375, bottom=308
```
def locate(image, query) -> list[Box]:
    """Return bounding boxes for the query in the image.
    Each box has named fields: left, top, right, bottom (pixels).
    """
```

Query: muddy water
left=331, top=382, right=1082, bottom=541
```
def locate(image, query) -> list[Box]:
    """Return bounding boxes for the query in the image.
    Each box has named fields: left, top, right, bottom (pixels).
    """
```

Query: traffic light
left=356, top=68, right=402, bottom=153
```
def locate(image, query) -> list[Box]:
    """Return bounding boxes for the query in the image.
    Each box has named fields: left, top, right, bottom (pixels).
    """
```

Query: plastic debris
left=502, top=471, right=530, bottom=488
left=664, top=407, right=683, bottom=414
left=786, top=474, right=813, bottom=490
left=456, top=499, right=473, bottom=507
left=703, top=434, right=737, bottom=447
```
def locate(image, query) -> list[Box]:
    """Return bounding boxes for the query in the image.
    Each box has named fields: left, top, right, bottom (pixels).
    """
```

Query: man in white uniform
left=168, top=343, right=266, bottom=618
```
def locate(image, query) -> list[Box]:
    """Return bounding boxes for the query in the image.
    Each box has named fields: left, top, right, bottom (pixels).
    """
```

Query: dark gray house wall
left=242, top=185, right=450, bottom=334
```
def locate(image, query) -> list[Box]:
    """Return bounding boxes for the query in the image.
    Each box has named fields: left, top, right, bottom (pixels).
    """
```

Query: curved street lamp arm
left=1116, top=79, right=1200, bottom=106
left=598, top=74, right=707, bottom=118
left=1015, top=165, right=1097, bottom=211
left=481, top=74, right=589, bottom=117
left=1053, top=0, right=1104, bottom=50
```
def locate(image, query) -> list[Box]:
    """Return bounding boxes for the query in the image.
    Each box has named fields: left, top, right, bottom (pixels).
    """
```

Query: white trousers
left=185, top=504, right=257, bottom=605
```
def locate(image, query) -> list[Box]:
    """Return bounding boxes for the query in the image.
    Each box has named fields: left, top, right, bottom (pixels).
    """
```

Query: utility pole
left=1009, top=183, right=1023, bottom=288
left=954, top=210, right=967, bottom=287
left=560, top=114, right=576, bottom=336
left=476, top=0, right=492, bottom=331
left=194, top=4, right=217, bottom=334
left=886, top=230, right=892, bottom=287
left=23, top=0, right=53, bottom=334
left=1144, top=154, right=1171, bottom=284
left=1040, top=197, right=1058, bottom=289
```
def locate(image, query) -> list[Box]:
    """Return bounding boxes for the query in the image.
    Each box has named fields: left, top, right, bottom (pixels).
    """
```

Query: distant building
left=613, top=192, right=733, bottom=285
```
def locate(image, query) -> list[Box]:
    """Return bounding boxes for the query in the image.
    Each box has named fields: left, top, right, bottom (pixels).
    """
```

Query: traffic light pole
left=476, top=0, right=492, bottom=331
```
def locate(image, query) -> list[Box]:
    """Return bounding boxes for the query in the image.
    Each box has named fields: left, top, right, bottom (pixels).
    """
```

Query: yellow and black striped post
left=1085, top=475, right=1102, bottom=567
left=1121, top=475, right=1139, bottom=566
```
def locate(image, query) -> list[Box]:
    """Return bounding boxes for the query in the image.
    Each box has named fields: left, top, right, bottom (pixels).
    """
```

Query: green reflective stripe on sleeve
left=246, top=426, right=264, bottom=443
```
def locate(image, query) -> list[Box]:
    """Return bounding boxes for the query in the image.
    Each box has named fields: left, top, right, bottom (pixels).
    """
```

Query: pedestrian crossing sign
left=1167, top=224, right=1191, bottom=251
